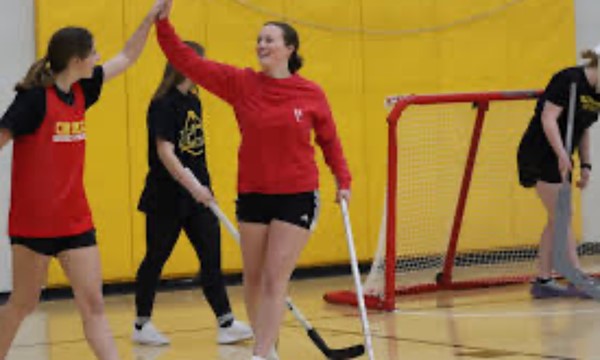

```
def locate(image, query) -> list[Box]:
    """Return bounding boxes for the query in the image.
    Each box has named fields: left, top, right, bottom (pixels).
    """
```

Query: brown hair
left=15, top=27, right=94, bottom=91
left=581, top=49, right=599, bottom=68
left=153, top=41, right=205, bottom=100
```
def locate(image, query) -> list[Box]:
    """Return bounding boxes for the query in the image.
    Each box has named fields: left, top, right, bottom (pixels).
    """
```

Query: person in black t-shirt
left=517, top=48, right=600, bottom=299
left=0, top=2, right=167, bottom=360
left=133, top=41, right=252, bottom=347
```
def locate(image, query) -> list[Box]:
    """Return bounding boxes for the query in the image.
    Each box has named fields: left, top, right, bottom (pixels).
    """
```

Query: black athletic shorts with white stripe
left=236, top=192, right=320, bottom=230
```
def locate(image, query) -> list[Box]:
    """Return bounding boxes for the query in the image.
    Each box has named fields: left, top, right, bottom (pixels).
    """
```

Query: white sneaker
left=132, top=322, right=170, bottom=346
left=218, top=320, right=254, bottom=344
left=251, top=357, right=266, bottom=360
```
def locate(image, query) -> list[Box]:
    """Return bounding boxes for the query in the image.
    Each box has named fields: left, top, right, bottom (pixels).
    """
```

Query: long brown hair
left=153, top=41, right=205, bottom=100
left=15, top=27, right=94, bottom=91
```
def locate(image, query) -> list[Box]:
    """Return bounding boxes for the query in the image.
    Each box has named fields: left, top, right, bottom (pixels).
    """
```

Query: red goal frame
left=324, top=90, right=542, bottom=311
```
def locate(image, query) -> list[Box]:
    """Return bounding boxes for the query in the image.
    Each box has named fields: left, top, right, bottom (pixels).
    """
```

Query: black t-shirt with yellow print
left=138, top=87, right=210, bottom=215
left=518, top=66, right=600, bottom=168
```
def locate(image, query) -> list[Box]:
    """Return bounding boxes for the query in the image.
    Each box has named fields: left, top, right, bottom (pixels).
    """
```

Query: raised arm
left=102, top=0, right=164, bottom=82
left=155, top=18, right=245, bottom=104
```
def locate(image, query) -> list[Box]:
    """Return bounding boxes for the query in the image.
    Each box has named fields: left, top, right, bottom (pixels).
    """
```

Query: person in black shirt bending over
left=518, top=48, right=600, bottom=299
left=133, top=41, right=252, bottom=346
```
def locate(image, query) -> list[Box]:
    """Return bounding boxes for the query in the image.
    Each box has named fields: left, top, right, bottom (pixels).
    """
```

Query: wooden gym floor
left=4, top=276, right=600, bottom=360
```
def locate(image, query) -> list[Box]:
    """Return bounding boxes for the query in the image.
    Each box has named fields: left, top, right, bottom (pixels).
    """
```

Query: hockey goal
left=324, top=89, right=600, bottom=311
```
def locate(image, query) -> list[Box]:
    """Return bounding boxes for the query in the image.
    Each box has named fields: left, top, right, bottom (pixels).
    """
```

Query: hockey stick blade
left=286, top=298, right=365, bottom=359
left=307, top=329, right=365, bottom=359
left=553, top=184, right=600, bottom=299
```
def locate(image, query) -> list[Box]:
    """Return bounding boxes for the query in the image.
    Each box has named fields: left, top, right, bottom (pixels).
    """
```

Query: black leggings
left=135, top=206, right=232, bottom=319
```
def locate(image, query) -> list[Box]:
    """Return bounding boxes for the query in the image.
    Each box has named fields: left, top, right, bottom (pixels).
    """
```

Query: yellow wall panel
left=437, top=0, right=510, bottom=91
left=362, top=1, right=443, bottom=260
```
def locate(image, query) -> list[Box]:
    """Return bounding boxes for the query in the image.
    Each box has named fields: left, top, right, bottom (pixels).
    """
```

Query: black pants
left=135, top=206, right=232, bottom=319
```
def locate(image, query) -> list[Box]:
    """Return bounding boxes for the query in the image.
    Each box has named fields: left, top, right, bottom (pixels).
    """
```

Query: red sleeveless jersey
left=9, top=84, right=93, bottom=237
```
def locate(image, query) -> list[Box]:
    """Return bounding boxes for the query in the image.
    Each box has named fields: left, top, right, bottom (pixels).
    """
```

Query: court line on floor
left=9, top=315, right=581, bottom=360
left=316, top=295, right=600, bottom=322
left=10, top=293, right=595, bottom=355
left=390, top=288, right=600, bottom=316
left=392, top=304, right=600, bottom=318
left=10, top=325, right=218, bottom=349
left=286, top=325, right=578, bottom=360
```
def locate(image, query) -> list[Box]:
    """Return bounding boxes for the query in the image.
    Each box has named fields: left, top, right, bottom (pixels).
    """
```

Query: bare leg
left=58, top=246, right=119, bottom=360
left=239, top=222, right=269, bottom=331
left=0, top=246, right=50, bottom=360
left=253, top=221, right=310, bottom=357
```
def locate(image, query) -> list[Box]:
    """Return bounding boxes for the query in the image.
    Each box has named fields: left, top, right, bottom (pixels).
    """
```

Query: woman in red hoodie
left=155, top=2, right=351, bottom=359
left=0, top=1, right=165, bottom=359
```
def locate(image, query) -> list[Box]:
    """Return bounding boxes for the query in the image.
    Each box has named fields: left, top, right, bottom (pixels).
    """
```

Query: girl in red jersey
left=0, top=2, right=165, bottom=359
left=154, top=2, right=352, bottom=359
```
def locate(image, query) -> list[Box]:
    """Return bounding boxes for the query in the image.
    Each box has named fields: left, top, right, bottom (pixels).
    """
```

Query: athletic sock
left=135, top=316, right=151, bottom=330
left=217, top=312, right=234, bottom=328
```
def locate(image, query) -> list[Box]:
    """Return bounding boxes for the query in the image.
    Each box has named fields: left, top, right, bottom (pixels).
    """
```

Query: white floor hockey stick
left=340, top=199, right=376, bottom=360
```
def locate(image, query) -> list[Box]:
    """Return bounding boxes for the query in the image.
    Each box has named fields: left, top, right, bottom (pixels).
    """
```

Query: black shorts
left=10, top=229, right=97, bottom=257
left=236, top=192, right=320, bottom=230
left=518, top=151, right=569, bottom=188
